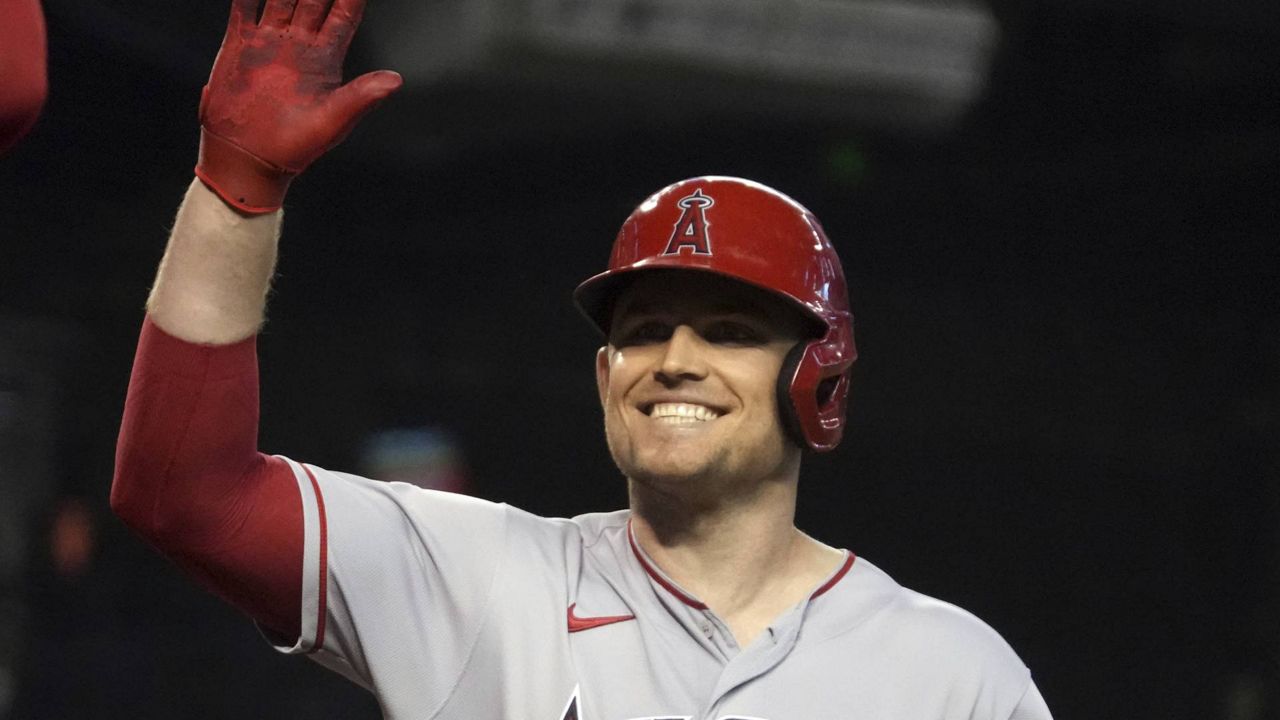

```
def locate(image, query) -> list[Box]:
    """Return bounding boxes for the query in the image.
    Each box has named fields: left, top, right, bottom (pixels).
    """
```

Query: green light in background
left=826, top=142, right=869, bottom=185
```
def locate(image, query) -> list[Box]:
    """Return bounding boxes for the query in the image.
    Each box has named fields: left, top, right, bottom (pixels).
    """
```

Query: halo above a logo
left=663, top=188, right=714, bottom=256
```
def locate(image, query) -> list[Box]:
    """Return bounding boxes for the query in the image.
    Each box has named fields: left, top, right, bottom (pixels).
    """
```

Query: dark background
left=1, top=0, right=1278, bottom=718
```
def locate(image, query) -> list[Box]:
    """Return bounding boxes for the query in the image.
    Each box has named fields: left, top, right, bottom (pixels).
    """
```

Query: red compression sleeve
left=112, top=317, right=302, bottom=640
left=0, top=0, right=48, bottom=154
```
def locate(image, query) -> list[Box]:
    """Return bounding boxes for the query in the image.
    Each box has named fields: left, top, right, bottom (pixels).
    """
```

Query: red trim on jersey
left=810, top=551, right=856, bottom=600
left=302, top=465, right=329, bottom=652
left=567, top=604, right=636, bottom=633
left=626, top=520, right=709, bottom=610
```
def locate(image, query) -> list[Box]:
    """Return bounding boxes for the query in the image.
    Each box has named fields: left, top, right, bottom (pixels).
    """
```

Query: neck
left=631, top=476, right=798, bottom=577
left=628, top=472, right=845, bottom=647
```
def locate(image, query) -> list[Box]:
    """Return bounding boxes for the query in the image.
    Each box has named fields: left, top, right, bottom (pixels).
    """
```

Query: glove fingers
left=260, top=0, right=300, bottom=28
left=291, top=0, right=330, bottom=32
left=325, top=70, right=401, bottom=139
left=318, top=0, right=367, bottom=55
left=227, top=0, right=261, bottom=32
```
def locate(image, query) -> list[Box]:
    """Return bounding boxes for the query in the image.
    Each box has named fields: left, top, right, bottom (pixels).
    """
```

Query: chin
left=629, top=459, right=715, bottom=486
left=605, top=420, right=794, bottom=495
left=621, top=446, right=705, bottom=477
left=614, top=442, right=739, bottom=494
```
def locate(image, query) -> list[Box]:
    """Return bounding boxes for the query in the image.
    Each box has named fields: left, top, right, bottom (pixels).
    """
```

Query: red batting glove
left=196, top=0, right=402, bottom=214
left=0, top=0, right=48, bottom=155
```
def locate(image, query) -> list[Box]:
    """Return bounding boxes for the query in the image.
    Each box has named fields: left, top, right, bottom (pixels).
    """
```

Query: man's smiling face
left=595, top=271, right=811, bottom=498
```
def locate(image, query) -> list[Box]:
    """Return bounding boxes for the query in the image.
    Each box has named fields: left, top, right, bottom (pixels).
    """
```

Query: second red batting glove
left=0, top=0, right=48, bottom=155
left=195, top=0, right=402, bottom=214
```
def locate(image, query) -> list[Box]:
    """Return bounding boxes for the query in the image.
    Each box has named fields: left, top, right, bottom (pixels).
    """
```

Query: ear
left=595, top=346, right=611, bottom=409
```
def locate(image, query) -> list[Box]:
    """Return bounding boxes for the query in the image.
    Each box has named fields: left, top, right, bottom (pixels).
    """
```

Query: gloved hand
left=196, top=0, right=402, bottom=214
left=0, top=0, right=48, bottom=155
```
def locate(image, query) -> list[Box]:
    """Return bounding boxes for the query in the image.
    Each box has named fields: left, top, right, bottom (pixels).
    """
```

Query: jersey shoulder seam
left=423, top=502, right=513, bottom=720
left=1001, top=668, right=1037, bottom=720
left=568, top=509, right=629, bottom=551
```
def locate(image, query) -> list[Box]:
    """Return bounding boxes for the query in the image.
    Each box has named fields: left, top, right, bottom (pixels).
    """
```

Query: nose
left=655, top=325, right=708, bottom=385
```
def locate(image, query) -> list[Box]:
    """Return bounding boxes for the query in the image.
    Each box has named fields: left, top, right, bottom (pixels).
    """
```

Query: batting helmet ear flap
left=777, top=337, right=855, bottom=452
left=776, top=341, right=812, bottom=449
left=787, top=319, right=856, bottom=452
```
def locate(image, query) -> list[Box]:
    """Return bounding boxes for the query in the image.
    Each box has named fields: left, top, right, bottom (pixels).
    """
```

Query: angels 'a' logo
left=557, top=683, right=765, bottom=719
left=560, top=687, right=582, bottom=720
left=662, top=189, right=714, bottom=256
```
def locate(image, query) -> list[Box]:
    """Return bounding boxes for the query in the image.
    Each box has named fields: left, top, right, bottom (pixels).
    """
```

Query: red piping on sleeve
left=302, top=464, right=329, bottom=652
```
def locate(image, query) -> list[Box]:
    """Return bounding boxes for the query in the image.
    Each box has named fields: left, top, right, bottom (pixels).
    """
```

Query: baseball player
left=112, top=1, right=1053, bottom=718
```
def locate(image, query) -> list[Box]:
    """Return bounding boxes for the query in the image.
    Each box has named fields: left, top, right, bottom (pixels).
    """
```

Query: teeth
left=650, top=403, right=721, bottom=422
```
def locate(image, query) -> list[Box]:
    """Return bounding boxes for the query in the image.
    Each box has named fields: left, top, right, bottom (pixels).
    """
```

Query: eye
left=701, top=321, right=764, bottom=345
left=614, top=320, right=673, bottom=346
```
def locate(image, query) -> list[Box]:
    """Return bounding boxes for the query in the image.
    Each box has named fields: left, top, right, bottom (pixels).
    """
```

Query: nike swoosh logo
left=567, top=603, right=636, bottom=633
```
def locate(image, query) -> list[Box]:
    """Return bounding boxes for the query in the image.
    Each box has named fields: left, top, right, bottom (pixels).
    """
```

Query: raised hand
left=196, top=0, right=402, bottom=214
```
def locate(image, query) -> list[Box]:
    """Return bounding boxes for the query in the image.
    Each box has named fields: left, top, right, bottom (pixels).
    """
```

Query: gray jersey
left=276, top=457, right=1052, bottom=720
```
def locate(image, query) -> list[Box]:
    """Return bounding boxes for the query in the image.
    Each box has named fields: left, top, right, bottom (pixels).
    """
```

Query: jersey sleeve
left=1007, top=680, right=1053, bottom=720
left=273, top=460, right=514, bottom=705
left=846, top=563, right=1043, bottom=720
left=113, top=318, right=551, bottom=712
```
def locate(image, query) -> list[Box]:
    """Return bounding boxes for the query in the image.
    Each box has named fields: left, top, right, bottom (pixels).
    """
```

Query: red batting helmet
left=574, top=176, right=856, bottom=452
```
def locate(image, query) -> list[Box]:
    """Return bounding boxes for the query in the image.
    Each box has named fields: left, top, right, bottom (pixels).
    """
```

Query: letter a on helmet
left=663, top=188, right=714, bottom=256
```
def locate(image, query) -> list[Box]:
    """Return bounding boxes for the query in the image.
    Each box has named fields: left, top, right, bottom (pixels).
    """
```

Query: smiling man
left=111, top=1, right=1052, bottom=718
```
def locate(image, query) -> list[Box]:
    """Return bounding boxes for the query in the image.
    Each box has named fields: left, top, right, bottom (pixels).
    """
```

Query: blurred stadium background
left=1, top=0, right=1277, bottom=717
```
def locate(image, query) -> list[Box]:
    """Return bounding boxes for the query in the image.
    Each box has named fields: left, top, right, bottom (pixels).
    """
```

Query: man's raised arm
left=111, top=0, right=399, bottom=639
left=153, top=0, right=401, bottom=341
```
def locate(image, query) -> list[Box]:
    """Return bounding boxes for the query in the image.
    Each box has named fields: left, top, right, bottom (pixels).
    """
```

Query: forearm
left=147, top=0, right=399, bottom=342
left=147, top=179, right=282, bottom=344
left=112, top=0, right=397, bottom=640
left=115, top=182, right=297, bottom=633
